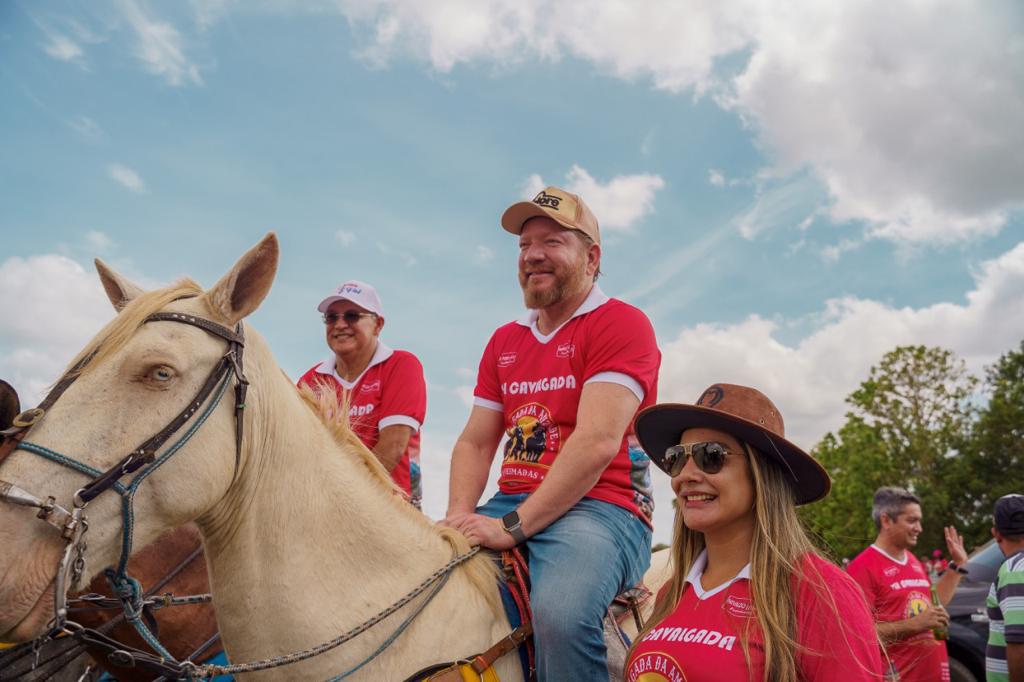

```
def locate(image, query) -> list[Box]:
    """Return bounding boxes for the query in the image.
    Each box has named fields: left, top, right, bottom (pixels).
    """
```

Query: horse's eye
left=150, top=366, right=175, bottom=382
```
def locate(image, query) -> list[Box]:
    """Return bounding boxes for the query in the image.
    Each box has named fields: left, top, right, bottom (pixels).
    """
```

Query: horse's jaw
left=0, top=533, right=62, bottom=642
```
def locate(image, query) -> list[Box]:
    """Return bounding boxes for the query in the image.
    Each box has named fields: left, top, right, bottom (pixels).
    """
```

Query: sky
left=2, top=0, right=1023, bottom=545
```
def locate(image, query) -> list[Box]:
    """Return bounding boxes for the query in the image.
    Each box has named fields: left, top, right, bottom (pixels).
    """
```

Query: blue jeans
left=478, top=493, right=652, bottom=681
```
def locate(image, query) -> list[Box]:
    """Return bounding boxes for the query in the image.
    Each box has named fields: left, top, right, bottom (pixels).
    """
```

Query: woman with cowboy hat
left=626, top=384, right=886, bottom=681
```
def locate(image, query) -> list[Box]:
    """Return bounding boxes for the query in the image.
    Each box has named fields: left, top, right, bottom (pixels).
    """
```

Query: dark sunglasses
left=322, top=311, right=377, bottom=326
left=661, top=441, right=734, bottom=477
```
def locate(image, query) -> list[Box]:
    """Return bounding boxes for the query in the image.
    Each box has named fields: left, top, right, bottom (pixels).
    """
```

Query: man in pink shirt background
left=297, top=280, right=427, bottom=507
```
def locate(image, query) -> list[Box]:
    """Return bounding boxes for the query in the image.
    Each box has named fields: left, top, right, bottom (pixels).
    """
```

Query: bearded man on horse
left=443, top=186, right=662, bottom=680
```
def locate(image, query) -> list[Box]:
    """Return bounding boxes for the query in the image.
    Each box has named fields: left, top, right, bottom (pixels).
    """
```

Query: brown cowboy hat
left=0, top=379, right=20, bottom=431
left=634, top=383, right=831, bottom=505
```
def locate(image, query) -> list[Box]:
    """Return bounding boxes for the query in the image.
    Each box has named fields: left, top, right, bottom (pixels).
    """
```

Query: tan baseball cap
left=500, top=186, right=601, bottom=244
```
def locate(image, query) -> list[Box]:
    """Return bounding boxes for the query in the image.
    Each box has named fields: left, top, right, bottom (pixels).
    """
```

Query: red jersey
left=473, top=286, right=660, bottom=523
left=626, top=552, right=884, bottom=682
left=297, top=343, right=426, bottom=506
left=847, top=545, right=949, bottom=682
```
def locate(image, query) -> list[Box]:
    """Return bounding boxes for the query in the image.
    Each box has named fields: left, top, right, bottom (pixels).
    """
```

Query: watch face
left=502, top=511, right=520, bottom=529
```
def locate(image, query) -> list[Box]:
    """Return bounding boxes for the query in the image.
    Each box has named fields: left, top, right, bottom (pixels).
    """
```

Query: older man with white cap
left=297, top=280, right=427, bottom=507
left=443, top=186, right=661, bottom=680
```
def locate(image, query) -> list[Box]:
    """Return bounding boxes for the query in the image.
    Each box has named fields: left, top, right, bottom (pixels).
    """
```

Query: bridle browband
left=0, top=306, right=248, bottom=666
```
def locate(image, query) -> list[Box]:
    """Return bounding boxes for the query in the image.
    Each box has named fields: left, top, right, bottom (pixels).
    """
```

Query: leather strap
left=469, top=622, right=533, bottom=674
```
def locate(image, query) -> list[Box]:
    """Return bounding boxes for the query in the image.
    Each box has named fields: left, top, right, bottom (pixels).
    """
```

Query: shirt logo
left=498, top=352, right=518, bottom=367
left=724, top=595, right=754, bottom=618
left=556, top=342, right=575, bottom=358
left=533, top=190, right=562, bottom=210
left=349, top=403, right=375, bottom=418
left=503, top=403, right=560, bottom=464
left=884, top=566, right=900, bottom=578
left=361, top=380, right=381, bottom=392
left=905, top=592, right=930, bottom=618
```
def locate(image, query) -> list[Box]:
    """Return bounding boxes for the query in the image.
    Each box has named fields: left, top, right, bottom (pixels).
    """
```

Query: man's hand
left=442, top=513, right=515, bottom=551
left=944, top=526, right=968, bottom=565
left=913, top=604, right=950, bottom=633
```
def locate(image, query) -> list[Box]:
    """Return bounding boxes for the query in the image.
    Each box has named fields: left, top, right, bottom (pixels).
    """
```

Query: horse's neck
left=196, top=352, right=453, bottom=655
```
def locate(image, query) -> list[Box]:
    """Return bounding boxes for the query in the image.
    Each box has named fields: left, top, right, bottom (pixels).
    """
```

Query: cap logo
left=697, top=386, right=725, bottom=408
left=339, top=284, right=362, bottom=295
left=533, top=191, right=562, bottom=210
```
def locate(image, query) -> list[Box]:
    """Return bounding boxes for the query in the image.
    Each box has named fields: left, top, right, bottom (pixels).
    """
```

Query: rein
left=0, top=307, right=492, bottom=681
left=0, top=308, right=247, bottom=673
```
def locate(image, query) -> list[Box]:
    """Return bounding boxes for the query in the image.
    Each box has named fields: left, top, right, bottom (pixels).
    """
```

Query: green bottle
left=929, top=584, right=948, bottom=640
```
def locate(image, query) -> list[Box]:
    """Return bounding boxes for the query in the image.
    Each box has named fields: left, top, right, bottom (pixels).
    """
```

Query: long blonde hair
left=633, top=443, right=833, bottom=682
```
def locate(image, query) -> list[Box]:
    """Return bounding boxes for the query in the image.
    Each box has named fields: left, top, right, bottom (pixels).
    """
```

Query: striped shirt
left=987, top=550, right=1024, bottom=681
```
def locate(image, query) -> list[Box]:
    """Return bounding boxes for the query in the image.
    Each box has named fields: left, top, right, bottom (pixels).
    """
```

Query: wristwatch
left=501, top=510, right=528, bottom=545
left=948, top=562, right=969, bottom=575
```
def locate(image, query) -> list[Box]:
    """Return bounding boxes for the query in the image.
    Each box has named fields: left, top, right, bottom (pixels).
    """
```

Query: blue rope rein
left=14, top=368, right=234, bottom=664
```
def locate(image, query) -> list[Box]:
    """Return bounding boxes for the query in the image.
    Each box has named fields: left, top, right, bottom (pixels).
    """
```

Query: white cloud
left=734, top=173, right=823, bottom=240
left=43, top=32, right=84, bottom=62
left=0, top=255, right=113, bottom=406
left=68, top=116, right=105, bottom=142
left=329, top=1, right=1023, bottom=246
left=116, top=0, right=203, bottom=87
left=722, top=1, right=1024, bottom=245
left=473, top=245, right=493, bottom=265
left=657, top=240, right=1024, bottom=451
left=524, top=165, right=665, bottom=232
left=335, top=229, right=356, bottom=247
left=108, top=163, right=147, bottom=193
left=376, top=241, right=417, bottom=267
left=85, top=230, right=115, bottom=253
left=820, top=238, right=861, bottom=263
left=708, top=169, right=725, bottom=187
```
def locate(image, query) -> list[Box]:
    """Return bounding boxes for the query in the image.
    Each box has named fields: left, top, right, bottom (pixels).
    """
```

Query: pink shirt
left=473, top=286, right=661, bottom=524
left=627, top=552, right=885, bottom=681
left=297, top=343, right=426, bottom=505
left=847, top=545, right=950, bottom=682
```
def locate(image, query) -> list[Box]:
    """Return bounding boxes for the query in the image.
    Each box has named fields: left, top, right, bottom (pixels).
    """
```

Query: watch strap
left=948, top=562, right=969, bottom=575
left=501, top=510, right=528, bottom=545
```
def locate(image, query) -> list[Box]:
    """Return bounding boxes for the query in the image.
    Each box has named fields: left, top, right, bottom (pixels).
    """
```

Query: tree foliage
left=958, top=341, right=1024, bottom=541
left=802, top=345, right=981, bottom=560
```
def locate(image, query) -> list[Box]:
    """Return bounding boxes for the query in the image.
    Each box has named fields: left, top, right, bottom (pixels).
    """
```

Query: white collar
left=684, top=549, right=752, bottom=600
left=315, top=340, right=393, bottom=390
left=869, top=544, right=909, bottom=565
left=515, top=284, right=610, bottom=343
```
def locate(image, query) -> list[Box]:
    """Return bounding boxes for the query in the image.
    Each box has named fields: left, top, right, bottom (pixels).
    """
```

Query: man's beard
left=519, top=256, right=589, bottom=309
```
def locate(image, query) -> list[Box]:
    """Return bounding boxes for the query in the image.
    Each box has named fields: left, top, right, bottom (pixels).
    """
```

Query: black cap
left=995, top=494, right=1024, bottom=535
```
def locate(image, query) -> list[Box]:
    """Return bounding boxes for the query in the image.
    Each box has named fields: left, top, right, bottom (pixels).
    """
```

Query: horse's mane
left=296, top=382, right=502, bottom=615
left=64, top=279, right=205, bottom=379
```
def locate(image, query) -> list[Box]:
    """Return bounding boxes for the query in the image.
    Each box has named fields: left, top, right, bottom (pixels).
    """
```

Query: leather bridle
left=0, top=307, right=247, bottom=664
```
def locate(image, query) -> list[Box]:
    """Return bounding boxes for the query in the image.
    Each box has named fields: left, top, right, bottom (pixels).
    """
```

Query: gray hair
left=872, top=486, right=921, bottom=530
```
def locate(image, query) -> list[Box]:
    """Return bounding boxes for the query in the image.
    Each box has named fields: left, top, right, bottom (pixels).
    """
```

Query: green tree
left=802, top=346, right=978, bottom=560
left=958, top=341, right=1024, bottom=542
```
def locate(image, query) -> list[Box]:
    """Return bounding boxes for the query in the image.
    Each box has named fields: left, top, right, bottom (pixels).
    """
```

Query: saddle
left=405, top=548, right=653, bottom=682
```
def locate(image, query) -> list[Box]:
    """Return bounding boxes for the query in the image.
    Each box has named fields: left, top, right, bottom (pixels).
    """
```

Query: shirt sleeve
left=998, top=561, right=1024, bottom=643
left=796, top=558, right=885, bottom=680
left=378, top=352, right=427, bottom=430
left=473, top=331, right=503, bottom=406
left=580, top=302, right=660, bottom=405
left=845, top=558, right=877, bottom=611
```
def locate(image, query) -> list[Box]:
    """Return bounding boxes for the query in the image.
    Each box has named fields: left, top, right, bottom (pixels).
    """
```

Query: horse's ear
left=95, top=259, right=145, bottom=312
left=204, top=233, right=279, bottom=326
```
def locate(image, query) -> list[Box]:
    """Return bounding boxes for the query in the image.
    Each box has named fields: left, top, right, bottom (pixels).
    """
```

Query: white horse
left=0, top=234, right=670, bottom=680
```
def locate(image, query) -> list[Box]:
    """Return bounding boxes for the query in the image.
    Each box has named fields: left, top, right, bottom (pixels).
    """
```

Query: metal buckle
left=12, top=408, right=45, bottom=428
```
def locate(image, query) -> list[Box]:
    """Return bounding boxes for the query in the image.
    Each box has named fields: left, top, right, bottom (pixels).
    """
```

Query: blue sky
left=2, top=1, right=1022, bottom=542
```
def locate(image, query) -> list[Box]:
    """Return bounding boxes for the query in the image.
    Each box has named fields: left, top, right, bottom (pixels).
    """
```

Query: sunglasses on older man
left=660, top=441, right=735, bottom=477
left=322, top=311, right=377, bottom=326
